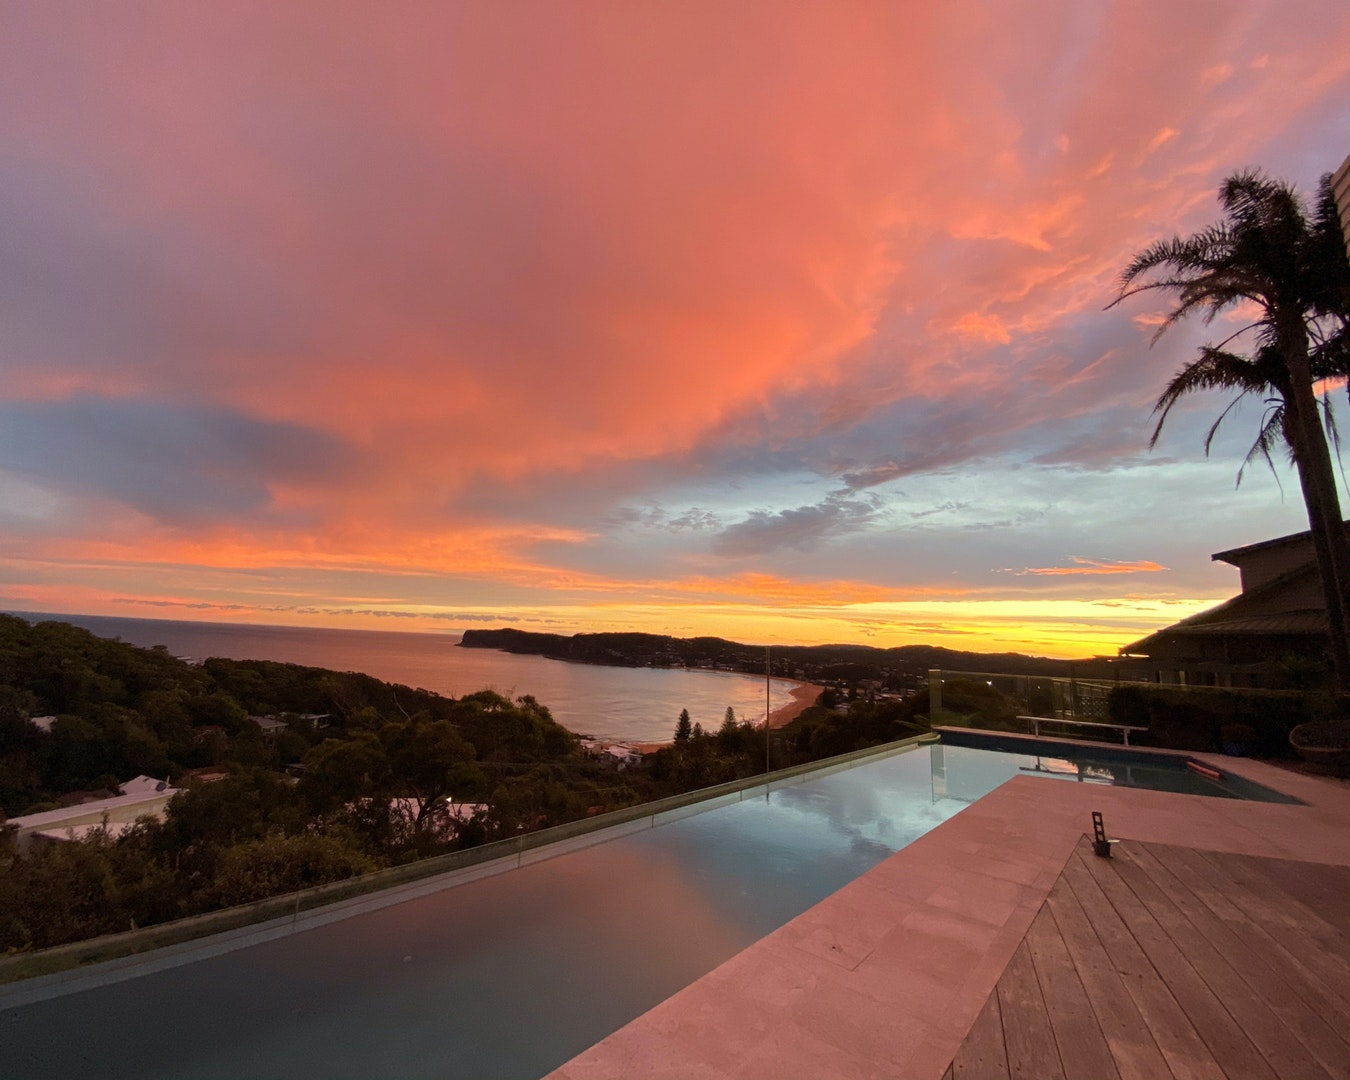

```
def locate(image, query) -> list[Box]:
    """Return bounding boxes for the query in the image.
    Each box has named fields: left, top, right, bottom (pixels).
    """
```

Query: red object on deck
left=1186, top=759, right=1223, bottom=781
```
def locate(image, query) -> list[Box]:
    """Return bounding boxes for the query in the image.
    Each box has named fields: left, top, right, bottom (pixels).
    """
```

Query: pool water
left=934, top=733, right=1301, bottom=804
left=0, top=739, right=1294, bottom=1079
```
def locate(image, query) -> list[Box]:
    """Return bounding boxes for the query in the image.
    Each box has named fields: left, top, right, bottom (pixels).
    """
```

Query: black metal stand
left=1092, top=810, right=1117, bottom=858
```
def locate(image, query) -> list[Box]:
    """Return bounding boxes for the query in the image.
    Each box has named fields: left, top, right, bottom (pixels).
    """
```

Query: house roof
left=1133, top=611, right=1326, bottom=640
left=1121, top=561, right=1324, bottom=655
left=388, top=798, right=487, bottom=822
left=9, top=785, right=179, bottom=831
left=120, top=774, right=170, bottom=797
left=1210, top=522, right=1350, bottom=566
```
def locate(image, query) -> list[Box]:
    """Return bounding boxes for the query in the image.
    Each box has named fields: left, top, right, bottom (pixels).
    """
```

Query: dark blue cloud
left=712, top=490, right=883, bottom=556
left=0, top=394, right=358, bottom=523
left=0, top=157, right=306, bottom=382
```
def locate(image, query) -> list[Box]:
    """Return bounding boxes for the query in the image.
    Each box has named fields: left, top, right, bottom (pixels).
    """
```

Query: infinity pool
left=0, top=739, right=1292, bottom=1079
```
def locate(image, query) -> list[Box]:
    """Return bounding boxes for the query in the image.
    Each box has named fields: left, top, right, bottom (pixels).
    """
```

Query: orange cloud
left=1016, top=558, right=1167, bottom=577
left=951, top=312, right=1012, bottom=344
left=1144, top=126, right=1180, bottom=156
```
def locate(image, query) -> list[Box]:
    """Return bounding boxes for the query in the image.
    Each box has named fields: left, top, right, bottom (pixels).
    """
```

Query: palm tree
left=1111, top=168, right=1350, bottom=687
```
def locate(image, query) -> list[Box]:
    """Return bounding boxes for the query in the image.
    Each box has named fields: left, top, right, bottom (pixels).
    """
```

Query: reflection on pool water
left=933, top=737, right=1300, bottom=803
left=0, top=739, right=1291, bottom=1080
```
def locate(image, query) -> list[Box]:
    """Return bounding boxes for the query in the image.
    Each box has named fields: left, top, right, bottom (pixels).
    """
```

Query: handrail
left=1017, top=714, right=1147, bottom=746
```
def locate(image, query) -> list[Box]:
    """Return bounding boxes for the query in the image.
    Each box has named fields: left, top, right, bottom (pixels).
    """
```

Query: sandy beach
left=634, top=682, right=823, bottom=753
left=766, top=681, right=824, bottom=729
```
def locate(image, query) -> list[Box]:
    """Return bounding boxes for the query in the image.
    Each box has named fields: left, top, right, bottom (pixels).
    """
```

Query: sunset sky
left=2, top=2, right=1350, bottom=658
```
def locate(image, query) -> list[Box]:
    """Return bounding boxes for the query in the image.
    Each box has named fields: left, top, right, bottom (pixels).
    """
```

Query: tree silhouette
left=719, top=706, right=738, bottom=741
left=1112, top=168, right=1350, bottom=685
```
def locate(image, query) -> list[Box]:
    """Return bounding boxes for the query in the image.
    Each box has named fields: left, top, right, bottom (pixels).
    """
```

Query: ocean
left=8, top=612, right=796, bottom=744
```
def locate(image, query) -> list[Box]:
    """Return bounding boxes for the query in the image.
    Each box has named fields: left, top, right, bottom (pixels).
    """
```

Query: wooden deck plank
left=1225, top=852, right=1350, bottom=938
left=1195, top=848, right=1350, bottom=951
left=1277, top=860, right=1350, bottom=936
left=1060, top=854, right=1225, bottom=1080
left=1023, top=900, right=1121, bottom=1080
left=1076, top=849, right=1278, bottom=1080
left=1134, top=844, right=1350, bottom=1080
left=1111, top=845, right=1335, bottom=1080
left=1154, top=844, right=1350, bottom=1031
left=947, top=837, right=1350, bottom=1080
left=1044, top=870, right=1172, bottom=1079
left=1179, top=846, right=1350, bottom=1014
left=950, top=988, right=1009, bottom=1080
left=995, top=938, right=1064, bottom=1080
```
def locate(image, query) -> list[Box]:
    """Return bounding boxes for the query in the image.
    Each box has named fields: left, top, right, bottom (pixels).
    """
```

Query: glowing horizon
left=3, top=580, right=1230, bottom=661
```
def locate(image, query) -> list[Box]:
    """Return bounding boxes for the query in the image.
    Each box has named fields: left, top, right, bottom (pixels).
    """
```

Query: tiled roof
left=1151, top=611, right=1327, bottom=637
left=1121, top=559, right=1324, bottom=654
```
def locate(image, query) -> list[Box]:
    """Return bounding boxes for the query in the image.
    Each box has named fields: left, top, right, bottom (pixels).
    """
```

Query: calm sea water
left=9, top=612, right=795, bottom=744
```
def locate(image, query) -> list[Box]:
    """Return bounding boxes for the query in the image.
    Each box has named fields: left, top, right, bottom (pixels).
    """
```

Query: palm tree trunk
left=1281, top=321, right=1350, bottom=689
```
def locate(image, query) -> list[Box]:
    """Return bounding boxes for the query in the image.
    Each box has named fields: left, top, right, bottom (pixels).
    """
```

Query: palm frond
left=1202, top=393, right=1253, bottom=456
left=1313, top=326, right=1350, bottom=380
left=1235, top=402, right=1285, bottom=490
left=1113, top=226, right=1229, bottom=293
left=1148, top=347, right=1275, bottom=449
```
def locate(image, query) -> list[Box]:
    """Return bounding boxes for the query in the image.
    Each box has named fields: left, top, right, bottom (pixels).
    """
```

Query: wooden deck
left=943, top=839, right=1350, bottom=1080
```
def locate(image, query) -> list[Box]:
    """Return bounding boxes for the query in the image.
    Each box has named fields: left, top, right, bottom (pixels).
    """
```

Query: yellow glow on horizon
left=16, top=592, right=1228, bottom=661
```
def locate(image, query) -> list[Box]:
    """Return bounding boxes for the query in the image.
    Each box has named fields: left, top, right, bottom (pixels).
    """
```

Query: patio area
left=548, top=744, right=1350, bottom=1080
left=945, top=839, right=1350, bottom=1079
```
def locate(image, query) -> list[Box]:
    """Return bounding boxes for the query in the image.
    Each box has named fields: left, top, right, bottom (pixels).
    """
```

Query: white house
left=604, top=744, right=642, bottom=769
left=387, top=797, right=489, bottom=840
left=7, top=775, right=179, bottom=852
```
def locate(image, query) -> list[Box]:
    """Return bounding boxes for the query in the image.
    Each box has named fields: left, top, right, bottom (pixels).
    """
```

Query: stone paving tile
left=843, top=932, right=991, bottom=1023
left=940, top=847, right=1060, bottom=886
left=729, top=1014, right=924, bottom=1080
left=897, top=905, right=1005, bottom=951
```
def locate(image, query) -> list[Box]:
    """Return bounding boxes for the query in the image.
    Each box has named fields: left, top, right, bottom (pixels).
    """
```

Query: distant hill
left=458, top=628, right=1089, bottom=679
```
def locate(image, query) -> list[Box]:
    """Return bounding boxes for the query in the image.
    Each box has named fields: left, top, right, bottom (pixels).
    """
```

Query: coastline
left=767, top=681, right=824, bottom=730
left=633, top=682, right=823, bottom=754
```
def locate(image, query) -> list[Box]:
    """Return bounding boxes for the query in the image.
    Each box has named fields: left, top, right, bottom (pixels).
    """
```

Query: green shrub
left=1106, top=684, right=1350, bottom=757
